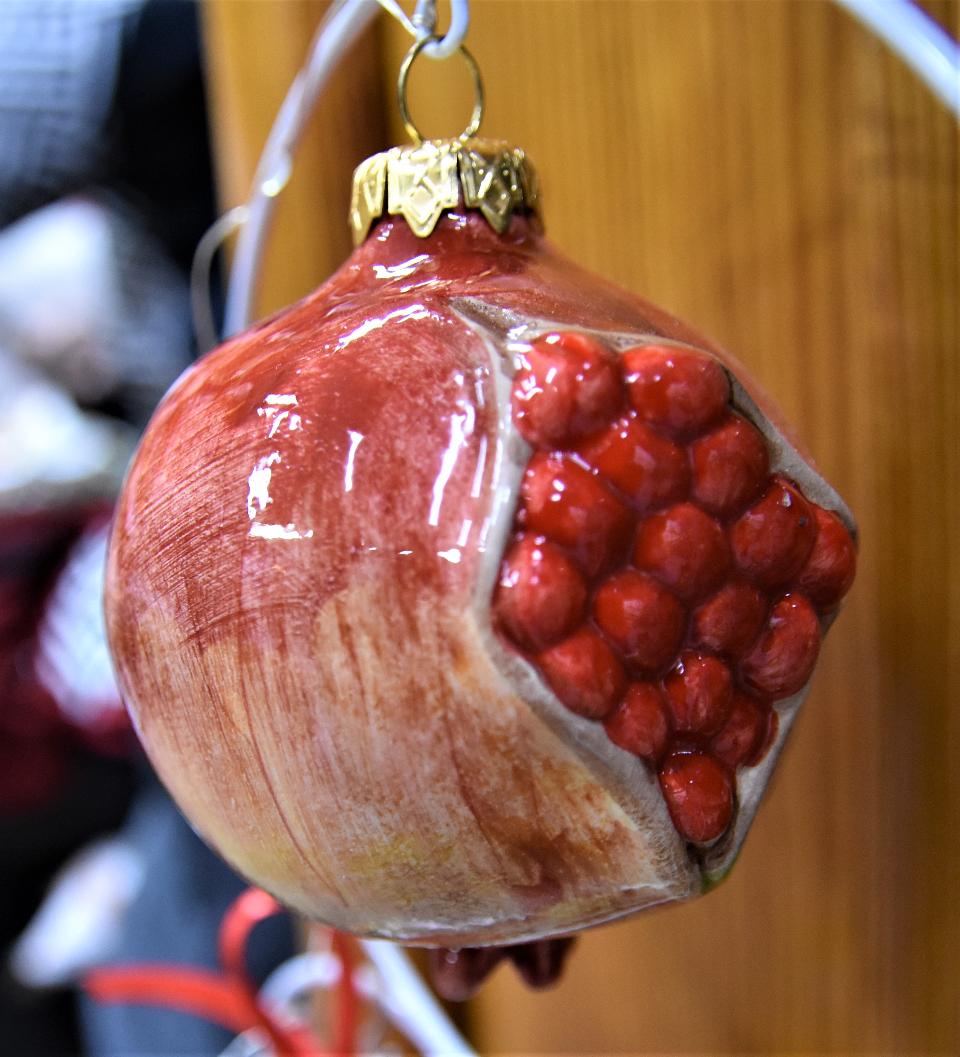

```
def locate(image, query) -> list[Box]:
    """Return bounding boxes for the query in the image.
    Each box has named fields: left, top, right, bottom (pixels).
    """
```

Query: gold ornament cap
left=349, top=138, right=542, bottom=246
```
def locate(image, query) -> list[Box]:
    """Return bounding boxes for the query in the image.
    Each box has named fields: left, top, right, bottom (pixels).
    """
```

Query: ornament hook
left=397, top=34, right=484, bottom=144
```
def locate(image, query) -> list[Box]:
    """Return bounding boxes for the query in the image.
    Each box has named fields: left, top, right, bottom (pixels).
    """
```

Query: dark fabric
left=0, top=753, right=135, bottom=1057
left=109, top=0, right=216, bottom=274
left=79, top=777, right=297, bottom=1057
left=0, top=2, right=220, bottom=1054
left=0, top=0, right=215, bottom=268
left=0, top=1, right=130, bottom=227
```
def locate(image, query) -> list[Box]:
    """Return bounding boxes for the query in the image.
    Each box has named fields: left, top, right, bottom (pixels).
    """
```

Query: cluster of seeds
left=494, top=332, right=856, bottom=845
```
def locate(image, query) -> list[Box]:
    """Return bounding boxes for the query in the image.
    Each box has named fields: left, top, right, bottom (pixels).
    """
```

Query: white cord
left=191, top=205, right=247, bottom=352
left=223, top=0, right=378, bottom=338
left=380, top=0, right=471, bottom=58
left=360, top=939, right=477, bottom=1057
left=835, top=0, right=959, bottom=115
left=253, top=946, right=477, bottom=1057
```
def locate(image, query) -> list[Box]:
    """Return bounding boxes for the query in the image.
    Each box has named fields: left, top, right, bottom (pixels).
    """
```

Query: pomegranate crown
left=349, top=36, right=541, bottom=245
left=349, top=138, right=541, bottom=245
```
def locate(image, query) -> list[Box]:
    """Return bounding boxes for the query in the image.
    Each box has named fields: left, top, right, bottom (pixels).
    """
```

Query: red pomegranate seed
left=662, top=652, right=734, bottom=737
left=740, top=594, right=821, bottom=699
left=621, top=344, right=730, bottom=439
left=537, top=627, right=627, bottom=720
left=658, top=751, right=734, bottom=844
left=592, top=569, right=686, bottom=673
left=512, top=332, right=623, bottom=449
left=494, top=535, right=588, bottom=652
left=603, top=682, right=671, bottom=763
left=519, top=452, right=633, bottom=577
left=690, top=413, right=770, bottom=518
left=711, top=692, right=767, bottom=769
left=795, top=506, right=857, bottom=610
left=729, top=476, right=816, bottom=589
left=691, top=581, right=767, bottom=658
left=574, top=413, right=690, bottom=513
left=633, top=502, right=730, bottom=603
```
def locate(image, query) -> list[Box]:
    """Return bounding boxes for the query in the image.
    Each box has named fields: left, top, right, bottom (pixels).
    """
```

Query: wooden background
left=202, top=2, right=958, bottom=1053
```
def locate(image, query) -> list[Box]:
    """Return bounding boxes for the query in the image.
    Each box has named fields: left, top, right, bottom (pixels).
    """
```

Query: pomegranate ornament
left=105, top=39, right=856, bottom=999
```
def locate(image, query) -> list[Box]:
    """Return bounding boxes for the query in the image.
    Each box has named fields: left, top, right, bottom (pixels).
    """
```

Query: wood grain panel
left=205, top=2, right=957, bottom=1052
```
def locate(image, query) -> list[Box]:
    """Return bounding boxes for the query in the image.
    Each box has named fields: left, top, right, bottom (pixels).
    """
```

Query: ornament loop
left=397, top=35, right=484, bottom=144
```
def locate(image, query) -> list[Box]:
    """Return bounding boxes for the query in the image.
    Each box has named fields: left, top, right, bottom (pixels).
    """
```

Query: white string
left=191, top=205, right=247, bottom=353
left=835, top=0, right=959, bottom=115
left=380, top=0, right=471, bottom=58
left=252, top=945, right=478, bottom=1057
left=360, top=939, right=477, bottom=1056
left=222, top=0, right=376, bottom=339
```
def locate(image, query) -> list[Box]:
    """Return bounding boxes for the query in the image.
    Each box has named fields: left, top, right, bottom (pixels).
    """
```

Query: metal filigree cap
left=349, top=138, right=542, bottom=246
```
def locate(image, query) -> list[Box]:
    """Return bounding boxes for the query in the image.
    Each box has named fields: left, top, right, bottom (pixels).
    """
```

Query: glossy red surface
left=496, top=535, right=587, bottom=651
left=690, top=414, right=770, bottom=518
left=796, top=507, right=858, bottom=609
left=691, top=582, right=768, bottom=658
left=106, top=207, right=856, bottom=942
left=575, top=414, right=690, bottom=512
left=519, top=453, right=632, bottom=577
left=592, top=570, right=686, bottom=672
left=730, top=477, right=817, bottom=589
left=535, top=627, right=626, bottom=720
left=740, top=594, right=822, bottom=698
left=663, top=653, right=734, bottom=738
left=710, top=692, right=767, bottom=770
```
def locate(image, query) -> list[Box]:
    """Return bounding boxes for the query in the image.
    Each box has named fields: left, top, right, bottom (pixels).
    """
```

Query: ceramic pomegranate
left=105, top=139, right=856, bottom=956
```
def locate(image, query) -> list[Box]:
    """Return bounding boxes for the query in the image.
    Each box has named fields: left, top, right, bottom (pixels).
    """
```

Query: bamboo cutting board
left=203, top=2, right=958, bottom=1052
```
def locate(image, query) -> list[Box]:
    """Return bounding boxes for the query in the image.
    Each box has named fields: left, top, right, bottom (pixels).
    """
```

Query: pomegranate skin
left=105, top=211, right=856, bottom=944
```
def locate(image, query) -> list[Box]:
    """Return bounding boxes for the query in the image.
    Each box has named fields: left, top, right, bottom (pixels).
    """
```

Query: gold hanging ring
left=397, top=35, right=485, bottom=145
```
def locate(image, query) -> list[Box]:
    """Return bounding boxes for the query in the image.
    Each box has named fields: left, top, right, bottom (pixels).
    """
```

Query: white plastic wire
left=251, top=946, right=477, bottom=1057
left=191, top=205, right=247, bottom=352
left=380, top=0, right=470, bottom=58
left=360, top=939, right=476, bottom=1056
left=222, top=0, right=378, bottom=338
left=835, top=0, right=960, bottom=115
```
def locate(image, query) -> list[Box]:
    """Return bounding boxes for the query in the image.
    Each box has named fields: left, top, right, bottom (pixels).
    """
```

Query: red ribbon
left=84, top=887, right=357, bottom=1056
